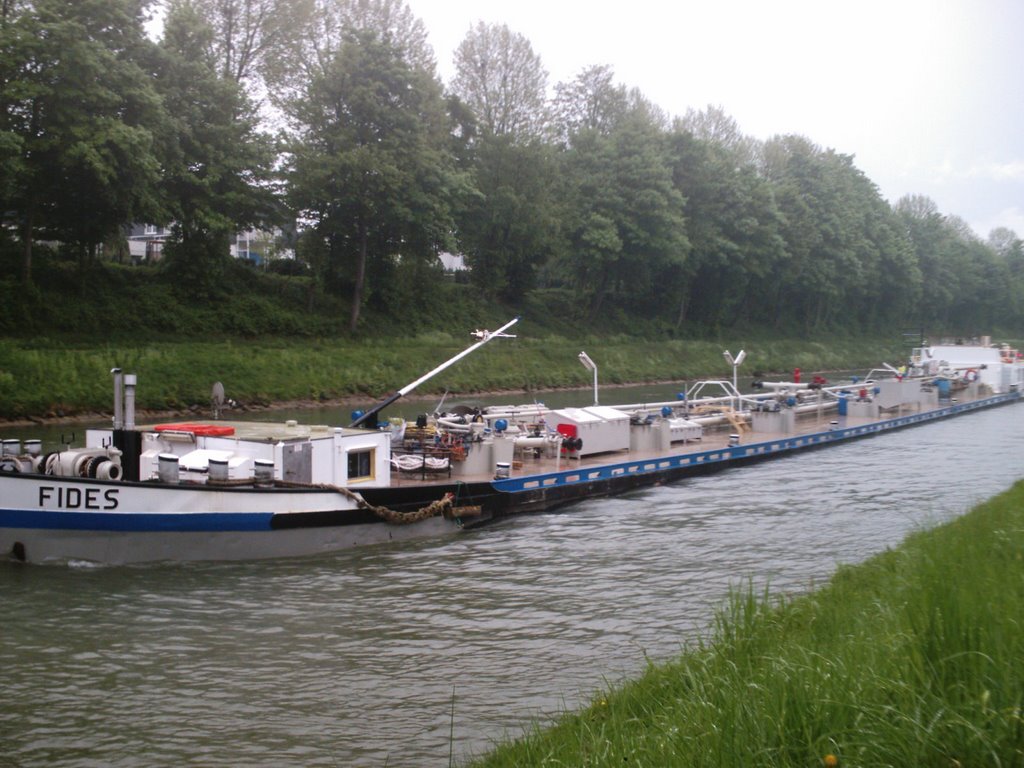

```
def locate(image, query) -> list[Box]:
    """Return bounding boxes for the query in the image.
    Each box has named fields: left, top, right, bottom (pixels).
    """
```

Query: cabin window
left=347, top=449, right=374, bottom=481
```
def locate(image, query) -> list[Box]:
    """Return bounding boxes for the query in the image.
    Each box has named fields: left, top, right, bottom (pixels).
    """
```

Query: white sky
left=407, top=0, right=1024, bottom=240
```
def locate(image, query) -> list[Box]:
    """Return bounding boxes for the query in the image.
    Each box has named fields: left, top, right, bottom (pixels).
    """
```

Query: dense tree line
left=1, top=0, right=1022, bottom=336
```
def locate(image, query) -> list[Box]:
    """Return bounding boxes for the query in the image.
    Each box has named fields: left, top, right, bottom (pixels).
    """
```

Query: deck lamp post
left=579, top=351, right=598, bottom=405
left=723, top=349, right=746, bottom=392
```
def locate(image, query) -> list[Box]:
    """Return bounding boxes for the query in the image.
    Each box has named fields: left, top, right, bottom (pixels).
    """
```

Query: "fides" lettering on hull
left=39, top=486, right=119, bottom=510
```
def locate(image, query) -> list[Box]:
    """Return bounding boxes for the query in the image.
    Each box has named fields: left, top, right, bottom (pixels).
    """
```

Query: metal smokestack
left=111, top=368, right=124, bottom=429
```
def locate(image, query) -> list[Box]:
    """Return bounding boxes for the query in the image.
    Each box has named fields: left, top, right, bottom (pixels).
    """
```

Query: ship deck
left=383, top=401, right=934, bottom=488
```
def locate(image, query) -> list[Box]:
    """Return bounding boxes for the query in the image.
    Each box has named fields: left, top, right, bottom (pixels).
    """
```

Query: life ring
left=963, top=369, right=979, bottom=383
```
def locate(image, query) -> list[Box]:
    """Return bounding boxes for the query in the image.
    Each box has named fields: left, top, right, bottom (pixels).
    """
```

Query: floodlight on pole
left=579, top=351, right=598, bottom=405
left=723, top=349, right=746, bottom=391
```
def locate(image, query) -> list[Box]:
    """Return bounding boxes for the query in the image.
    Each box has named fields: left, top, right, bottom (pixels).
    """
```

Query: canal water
left=2, top=392, right=1024, bottom=766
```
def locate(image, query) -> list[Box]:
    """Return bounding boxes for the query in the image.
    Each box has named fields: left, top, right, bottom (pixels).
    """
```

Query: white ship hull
left=0, top=474, right=459, bottom=564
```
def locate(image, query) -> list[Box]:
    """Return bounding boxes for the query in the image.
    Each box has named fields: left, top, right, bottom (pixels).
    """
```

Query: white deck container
left=667, top=417, right=703, bottom=442
left=547, top=406, right=630, bottom=457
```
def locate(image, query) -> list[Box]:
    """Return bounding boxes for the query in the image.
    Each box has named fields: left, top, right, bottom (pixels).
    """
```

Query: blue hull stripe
left=0, top=509, right=273, bottom=533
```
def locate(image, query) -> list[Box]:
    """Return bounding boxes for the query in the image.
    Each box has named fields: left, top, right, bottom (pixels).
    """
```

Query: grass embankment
left=0, top=334, right=905, bottom=421
left=469, top=482, right=1024, bottom=767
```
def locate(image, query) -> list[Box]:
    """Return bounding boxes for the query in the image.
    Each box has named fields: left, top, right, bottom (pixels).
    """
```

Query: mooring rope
left=198, top=476, right=467, bottom=525
left=268, top=479, right=458, bottom=525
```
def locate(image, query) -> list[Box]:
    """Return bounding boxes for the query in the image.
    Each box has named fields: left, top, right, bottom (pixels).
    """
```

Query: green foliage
left=0, top=0, right=1021, bottom=345
left=551, top=102, right=689, bottom=324
left=667, top=126, right=776, bottom=329
left=156, top=0, right=277, bottom=297
left=469, top=482, right=1024, bottom=766
left=0, top=259, right=344, bottom=341
left=456, top=135, right=564, bottom=301
left=0, top=294, right=904, bottom=419
left=0, top=0, right=165, bottom=281
left=451, top=22, right=548, bottom=140
left=285, top=21, right=468, bottom=332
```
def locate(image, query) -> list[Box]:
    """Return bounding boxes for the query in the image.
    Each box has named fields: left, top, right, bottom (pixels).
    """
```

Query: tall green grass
left=468, top=482, right=1024, bottom=767
left=0, top=335, right=904, bottom=420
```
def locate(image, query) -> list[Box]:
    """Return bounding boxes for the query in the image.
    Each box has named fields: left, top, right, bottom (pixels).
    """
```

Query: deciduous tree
left=451, top=22, right=548, bottom=141
left=189, top=0, right=308, bottom=86
left=0, top=0, right=165, bottom=283
left=557, top=108, right=688, bottom=322
left=666, top=115, right=784, bottom=329
left=268, top=0, right=434, bottom=111
left=457, top=135, right=563, bottom=301
left=286, top=25, right=466, bottom=331
left=155, top=0, right=276, bottom=294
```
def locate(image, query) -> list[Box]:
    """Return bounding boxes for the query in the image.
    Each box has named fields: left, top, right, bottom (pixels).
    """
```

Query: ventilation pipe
left=111, top=368, right=124, bottom=430
left=111, top=370, right=142, bottom=482
left=124, top=374, right=137, bottom=430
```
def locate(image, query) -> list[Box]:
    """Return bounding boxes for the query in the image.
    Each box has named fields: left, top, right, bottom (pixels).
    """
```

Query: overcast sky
left=407, top=0, right=1024, bottom=240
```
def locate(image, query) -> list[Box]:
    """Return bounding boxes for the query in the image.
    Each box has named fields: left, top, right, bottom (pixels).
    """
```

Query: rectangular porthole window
left=347, top=449, right=374, bottom=482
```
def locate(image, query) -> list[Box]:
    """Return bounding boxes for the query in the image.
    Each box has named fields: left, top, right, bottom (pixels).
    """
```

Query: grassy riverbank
left=0, top=333, right=905, bottom=422
left=468, top=482, right=1024, bottom=767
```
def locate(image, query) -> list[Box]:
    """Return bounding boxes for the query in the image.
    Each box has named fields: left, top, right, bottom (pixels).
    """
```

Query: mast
left=349, top=317, right=520, bottom=428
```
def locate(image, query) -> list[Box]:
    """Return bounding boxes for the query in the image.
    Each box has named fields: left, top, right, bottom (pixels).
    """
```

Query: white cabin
left=86, top=422, right=393, bottom=487
left=911, top=344, right=1024, bottom=393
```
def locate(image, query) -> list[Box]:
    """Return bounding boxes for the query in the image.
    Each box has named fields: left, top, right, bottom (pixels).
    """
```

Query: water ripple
left=2, top=406, right=1023, bottom=766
